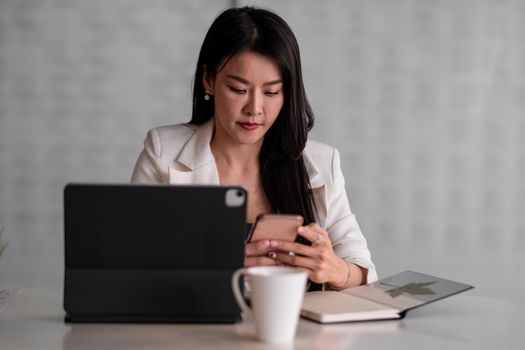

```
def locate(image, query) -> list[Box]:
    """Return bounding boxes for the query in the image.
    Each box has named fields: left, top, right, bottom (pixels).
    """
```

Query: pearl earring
left=204, top=93, right=210, bottom=101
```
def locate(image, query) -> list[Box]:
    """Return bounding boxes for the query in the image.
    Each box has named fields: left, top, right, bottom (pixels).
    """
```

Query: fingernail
left=263, top=240, right=270, bottom=247
left=268, top=251, right=277, bottom=259
left=270, top=240, right=278, bottom=248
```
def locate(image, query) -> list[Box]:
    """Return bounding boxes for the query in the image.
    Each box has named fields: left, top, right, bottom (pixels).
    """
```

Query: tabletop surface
left=1, top=289, right=524, bottom=350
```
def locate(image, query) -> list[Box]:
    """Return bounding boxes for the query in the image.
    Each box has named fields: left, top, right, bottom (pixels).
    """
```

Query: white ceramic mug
left=231, top=266, right=308, bottom=343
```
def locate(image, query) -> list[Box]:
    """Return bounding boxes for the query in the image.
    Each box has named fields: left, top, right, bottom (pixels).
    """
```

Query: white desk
left=0, top=290, right=523, bottom=349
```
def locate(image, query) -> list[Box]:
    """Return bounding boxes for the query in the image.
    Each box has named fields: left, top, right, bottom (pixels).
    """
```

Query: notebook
left=301, top=270, right=473, bottom=323
left=63, top=184, right=247, bottom=323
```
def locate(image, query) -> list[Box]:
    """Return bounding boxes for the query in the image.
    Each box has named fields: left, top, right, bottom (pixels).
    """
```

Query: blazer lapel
left=168, top=119, right=220, bottom=185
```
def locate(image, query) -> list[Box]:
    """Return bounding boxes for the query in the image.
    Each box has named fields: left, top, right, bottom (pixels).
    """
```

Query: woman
left=131, top=7, right=377, bottom=289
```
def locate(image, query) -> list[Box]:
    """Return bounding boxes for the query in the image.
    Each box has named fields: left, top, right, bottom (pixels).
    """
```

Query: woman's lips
left=238, top=122, right=260, bottom=131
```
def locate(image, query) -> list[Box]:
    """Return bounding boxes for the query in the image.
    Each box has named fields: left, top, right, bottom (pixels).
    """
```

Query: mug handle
left=231, top=268, right=251, bottom=316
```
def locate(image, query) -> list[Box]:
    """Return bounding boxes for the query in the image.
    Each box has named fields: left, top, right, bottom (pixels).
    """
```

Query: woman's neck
left=210, top=133, right=262, bottom=172
left=210, top=125, right=272, bottom=221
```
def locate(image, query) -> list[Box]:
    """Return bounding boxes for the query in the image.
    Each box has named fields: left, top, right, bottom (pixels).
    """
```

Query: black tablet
left=63, top=184, right=247, bottom=323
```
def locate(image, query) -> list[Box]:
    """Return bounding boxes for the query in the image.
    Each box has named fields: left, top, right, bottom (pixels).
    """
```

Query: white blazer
left=131, top=119, right=378, bottom=283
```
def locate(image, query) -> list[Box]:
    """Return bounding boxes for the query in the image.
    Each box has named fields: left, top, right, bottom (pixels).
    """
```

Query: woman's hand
left=244, top=239, right=280, bottom=267
left=244, top=223, right=367, bottom=287
left=269, top=223, right=350, bottom=287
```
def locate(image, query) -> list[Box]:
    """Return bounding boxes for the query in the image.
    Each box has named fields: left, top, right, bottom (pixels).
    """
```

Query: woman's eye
left=228, top=86, right=246, bottom=94
left=265, top=91, right=280, bottom=97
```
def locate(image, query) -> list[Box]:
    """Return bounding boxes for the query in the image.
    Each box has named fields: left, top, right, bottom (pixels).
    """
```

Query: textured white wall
left=0, top=0, right=231, bottom=291
left=240, top=0, right=525, bottom=301
left=1, top=0, right=524, bottom=302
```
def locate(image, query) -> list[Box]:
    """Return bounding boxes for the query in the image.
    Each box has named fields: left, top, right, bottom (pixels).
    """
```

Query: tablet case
left=63, top=184, right=247, bottom=323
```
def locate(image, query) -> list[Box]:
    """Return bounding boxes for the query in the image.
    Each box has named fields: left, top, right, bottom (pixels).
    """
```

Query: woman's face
left=204, top=50, right=284, bottom=147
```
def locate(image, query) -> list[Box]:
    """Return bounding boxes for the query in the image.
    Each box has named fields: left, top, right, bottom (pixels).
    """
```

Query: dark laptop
left=63, top=184, right=247, bottom=323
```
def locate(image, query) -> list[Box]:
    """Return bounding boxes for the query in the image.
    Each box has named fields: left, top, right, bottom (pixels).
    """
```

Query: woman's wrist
left=327, top=260, right=351, bottom=291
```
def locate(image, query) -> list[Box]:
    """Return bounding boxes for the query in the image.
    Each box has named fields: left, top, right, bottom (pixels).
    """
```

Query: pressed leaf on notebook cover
left=381, top=282, right=437, bottom=298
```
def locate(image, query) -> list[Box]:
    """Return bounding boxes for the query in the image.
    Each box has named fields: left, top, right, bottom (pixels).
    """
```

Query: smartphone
left=247, top=214, right=304, bottom=242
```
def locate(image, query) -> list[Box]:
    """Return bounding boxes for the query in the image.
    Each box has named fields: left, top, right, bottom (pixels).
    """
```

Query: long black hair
left=190, top=6, right=317, bottom=225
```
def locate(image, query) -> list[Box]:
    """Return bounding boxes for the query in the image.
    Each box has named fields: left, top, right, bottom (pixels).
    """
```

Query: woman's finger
left=298, top=224, right=328, bottom=245
left=269, top=240, right=315, bottom=257
left=273, top=252, right=317, bottom=271
left=244, top=256, right=280, bottom=267
left=244, top=240, right=272, bottom=256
